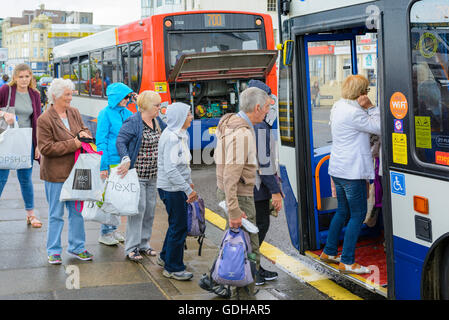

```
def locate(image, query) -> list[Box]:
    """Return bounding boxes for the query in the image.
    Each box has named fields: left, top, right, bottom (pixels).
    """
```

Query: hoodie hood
left=166, top=102, right=190, bottom=133
left=216, top=113, right=251, bottom=140
left=106, top=83, right=133, bottom=109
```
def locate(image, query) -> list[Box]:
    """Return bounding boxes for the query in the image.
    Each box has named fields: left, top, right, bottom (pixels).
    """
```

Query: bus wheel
left=441, top=244, right=449, bottom=299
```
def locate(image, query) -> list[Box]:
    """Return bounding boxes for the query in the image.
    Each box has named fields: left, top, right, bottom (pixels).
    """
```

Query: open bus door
left=282, top=5, right=388, bottom=296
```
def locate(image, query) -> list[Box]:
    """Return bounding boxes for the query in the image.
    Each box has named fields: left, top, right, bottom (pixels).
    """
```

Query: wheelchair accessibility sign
left=390, top=172, right=406, bottom=196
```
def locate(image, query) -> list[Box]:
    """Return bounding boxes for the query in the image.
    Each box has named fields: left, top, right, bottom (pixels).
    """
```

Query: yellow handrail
left=315, top=155, right=330, bottom=211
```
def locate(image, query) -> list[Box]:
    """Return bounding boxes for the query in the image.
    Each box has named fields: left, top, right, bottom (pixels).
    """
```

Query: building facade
left=140, top=0, right=279, bottom=42
left=2, top=7, right=113, bottom=76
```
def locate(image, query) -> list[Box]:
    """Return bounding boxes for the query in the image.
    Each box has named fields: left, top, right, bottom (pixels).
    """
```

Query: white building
left=141, top=0, right=279, bottom=43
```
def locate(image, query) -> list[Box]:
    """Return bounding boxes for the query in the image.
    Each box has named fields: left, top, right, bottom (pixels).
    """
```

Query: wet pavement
left=0, top=162, right=329, bottom=300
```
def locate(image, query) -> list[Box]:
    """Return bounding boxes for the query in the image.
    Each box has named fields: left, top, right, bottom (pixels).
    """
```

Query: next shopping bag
left=60, top=142, right=104, bottom=202
left=0, top=120, right=32, bottom=170
left=102, top=167, right=140, bottom=216
left=82, top=201, right=120, bottom=226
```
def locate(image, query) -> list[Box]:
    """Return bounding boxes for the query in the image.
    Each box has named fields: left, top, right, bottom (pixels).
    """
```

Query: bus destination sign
left=204, top=14, right=225, bottom=28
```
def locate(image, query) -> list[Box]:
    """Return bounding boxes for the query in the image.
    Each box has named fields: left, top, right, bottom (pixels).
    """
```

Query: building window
left=33, top=32, right=39, bottom=42
left=166, top=0, right=174, bottom=4
left=23, top=33, right=29, bottom=42
left=40, top=48, right=44, bottom=58
left=267, top=0, right=276, bottom=12
left=157, top=0, right=162, bottom=7
left=33, top=47, right=38, bottom=58
left=40, top=33, right=44, bottom=42
left=22, top=48, right=29, bottom=58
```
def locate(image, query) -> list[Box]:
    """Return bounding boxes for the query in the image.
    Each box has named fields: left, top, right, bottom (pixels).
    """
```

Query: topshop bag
left=211, top=228, right=256, bottom=287
left=102, top=167, right=140, bottom=216
left=60, top=142, right=104, bottom=202
left=0, top=119, right=32, bottom=170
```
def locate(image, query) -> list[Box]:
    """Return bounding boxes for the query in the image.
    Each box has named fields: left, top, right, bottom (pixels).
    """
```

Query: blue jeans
left=158, top=189, right=188, bottom=273
left=0, top=144, right=35, bottom=210
left=323, top=177, right=367, bottom=265
left=45, top=181, right=86, bottom=256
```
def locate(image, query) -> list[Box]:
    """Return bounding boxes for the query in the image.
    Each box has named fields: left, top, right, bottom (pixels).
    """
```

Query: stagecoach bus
left=51, top=11, right=278, bottom=151
left=276, top=0, right=449, bottom=299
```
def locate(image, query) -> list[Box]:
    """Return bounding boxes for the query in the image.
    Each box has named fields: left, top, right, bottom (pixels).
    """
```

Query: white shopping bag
left=81, top=201, right=120, bottom=226
left=102, top=167, right=140, bottom=216
left=60, top=152, right=104, bottom=202
left=0, top=121, right=32, bottom=170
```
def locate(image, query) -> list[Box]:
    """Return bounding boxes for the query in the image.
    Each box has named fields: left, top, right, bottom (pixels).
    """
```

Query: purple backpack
left=187, top=197, right=206, bottom=256
left=211, top=228, right=255, bottom=287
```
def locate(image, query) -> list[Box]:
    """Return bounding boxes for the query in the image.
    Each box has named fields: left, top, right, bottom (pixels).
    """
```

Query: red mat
left=310, top=236, right=388, bottom=287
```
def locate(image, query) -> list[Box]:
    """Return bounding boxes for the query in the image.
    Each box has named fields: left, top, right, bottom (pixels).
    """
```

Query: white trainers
left=98, top=233, right=119, bottom=246
left=338, top=262, right=371, bottom=274
left=112, top=231, right=125, bottom=242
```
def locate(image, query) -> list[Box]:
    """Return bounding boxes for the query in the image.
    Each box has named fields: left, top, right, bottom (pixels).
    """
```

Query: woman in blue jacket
left=96, top=82, right=135, bottom=246
left=116, top=91, right=166, bottom=261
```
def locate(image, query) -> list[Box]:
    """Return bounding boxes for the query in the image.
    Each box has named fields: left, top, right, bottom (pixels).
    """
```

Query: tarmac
left=0, top=163, right=328, bottom=301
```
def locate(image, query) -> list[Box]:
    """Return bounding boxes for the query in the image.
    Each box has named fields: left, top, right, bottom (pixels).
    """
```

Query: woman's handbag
left=0, top=119, right=32, bottom=170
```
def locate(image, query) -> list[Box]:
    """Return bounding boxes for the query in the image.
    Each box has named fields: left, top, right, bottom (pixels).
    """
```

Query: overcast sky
left=0, top=0, right=141, bottom=26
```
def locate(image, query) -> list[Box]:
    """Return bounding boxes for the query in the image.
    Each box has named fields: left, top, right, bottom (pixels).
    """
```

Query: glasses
left=363, top=88, right=371, bottom=94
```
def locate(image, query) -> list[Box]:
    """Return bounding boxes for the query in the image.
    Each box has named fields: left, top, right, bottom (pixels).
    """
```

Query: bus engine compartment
left=169, top=79, right=258, bottom=119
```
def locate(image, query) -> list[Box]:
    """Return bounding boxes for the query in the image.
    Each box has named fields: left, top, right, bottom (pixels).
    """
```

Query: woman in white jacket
left=319, top=75, right=380, bottom=274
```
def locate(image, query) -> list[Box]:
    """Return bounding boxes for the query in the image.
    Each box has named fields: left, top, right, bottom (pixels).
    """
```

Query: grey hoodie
left=156, top=102, right=193, bottom=195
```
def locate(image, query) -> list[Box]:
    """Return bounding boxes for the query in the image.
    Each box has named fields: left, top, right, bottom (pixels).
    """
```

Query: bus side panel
left=280, top=165, right=300, bottom=251
left=393, top=236, right=428, bottom=300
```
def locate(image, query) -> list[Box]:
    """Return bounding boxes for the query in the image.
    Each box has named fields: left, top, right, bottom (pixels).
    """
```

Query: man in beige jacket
left=214, top=86, right=271, bottom=295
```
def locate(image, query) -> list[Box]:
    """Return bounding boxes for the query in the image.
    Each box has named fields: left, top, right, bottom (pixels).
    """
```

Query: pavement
left=0, top=162, right=328, bottom=300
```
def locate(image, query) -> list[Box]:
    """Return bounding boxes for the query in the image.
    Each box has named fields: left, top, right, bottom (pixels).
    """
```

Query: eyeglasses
left=363, top=88, right=371, bottom=94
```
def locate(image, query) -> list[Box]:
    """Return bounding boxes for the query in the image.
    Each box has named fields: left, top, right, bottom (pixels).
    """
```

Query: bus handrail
left=315, top=155, right=330, bottom=211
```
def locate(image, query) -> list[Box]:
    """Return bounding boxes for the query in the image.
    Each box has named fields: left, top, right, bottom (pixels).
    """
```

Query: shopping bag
left=59, top=143, right=104, bottom=202
left=81, top=200, right=120, bottom=226
left=102, top=167, right=140, bottom=216
left=0, top=120, right=32, bottom=170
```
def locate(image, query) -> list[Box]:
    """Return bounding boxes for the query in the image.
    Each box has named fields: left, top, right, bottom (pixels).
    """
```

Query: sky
left=0, top=0, right=141, bottom=26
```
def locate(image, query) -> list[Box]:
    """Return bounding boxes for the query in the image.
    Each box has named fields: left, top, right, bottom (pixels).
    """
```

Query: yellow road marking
left=205, top=207, right=363, bottom=300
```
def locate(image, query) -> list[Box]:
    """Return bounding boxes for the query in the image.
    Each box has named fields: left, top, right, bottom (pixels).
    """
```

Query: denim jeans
left=125, top=179, right=157, bottom=255
left=323, top=177, right=367, bottom=265
left=45, top=181, right=86, bottom=256
left=158, top=188, right=188, bottom=273
left=0, top=144, right=34, bottom=210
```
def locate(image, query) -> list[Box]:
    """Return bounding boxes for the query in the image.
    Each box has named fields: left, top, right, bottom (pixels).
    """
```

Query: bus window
left=79, top=55, right=89, bottom=96
left=356, top=34, right=377, bottom=106
left=61, top=59, right=70, bottom=81
left=410, top=0, right=449, bottom=166
left=88, top=51, right=103, bottom=97
left=308, top=40, right=351, bottom=149
left=129, top=43, right=142, bottom=93
left=103, top=47, right=118, bottom=94
left=167, top=31, right=262, bottom=69
left=279, top=63, right=294, bottom=146
left=70, top=57, right=80, bottom=95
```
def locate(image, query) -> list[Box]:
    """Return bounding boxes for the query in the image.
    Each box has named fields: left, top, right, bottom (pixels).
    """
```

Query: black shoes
left=256, top=266, right=278, bottom=285
left=198, top=274, right=231, bottom=298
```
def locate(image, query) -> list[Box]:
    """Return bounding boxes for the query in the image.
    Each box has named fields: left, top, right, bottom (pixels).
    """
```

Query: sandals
left=140, top=248, right=157, bottom=257
left=126, top=248, right=143, bottom=262
left=26, top=215, right=42, bottom=228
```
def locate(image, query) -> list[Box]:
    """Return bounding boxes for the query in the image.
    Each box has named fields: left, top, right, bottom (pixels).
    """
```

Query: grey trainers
left=157, top=255, right=165, bottom=267
left=162, top=269, right=193, bottom=281
left=112, top=231, right=125, bottom=242
left=98, top=233, right=119, bottom=246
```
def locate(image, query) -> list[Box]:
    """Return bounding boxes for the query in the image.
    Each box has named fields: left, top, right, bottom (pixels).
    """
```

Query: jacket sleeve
left=37, top=117, right=79, bottom=157
left=96, top=110, right=110, bottom=171
left=116, top=118, right=134, bottom=160
left=255, top=123, right=281, bottom=195
left=161, top=134, right=193, bottom=196
left=351, top=106, right=381, bottom=136
left=222, top=129, right=247, bottom=220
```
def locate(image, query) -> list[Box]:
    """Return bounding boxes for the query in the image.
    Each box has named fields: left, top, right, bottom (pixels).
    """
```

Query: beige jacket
left=214, top=113, right=258, bottom=220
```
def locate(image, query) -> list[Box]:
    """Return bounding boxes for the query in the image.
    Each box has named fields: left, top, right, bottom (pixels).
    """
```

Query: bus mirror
left=283, top=40, right=294, bottom=66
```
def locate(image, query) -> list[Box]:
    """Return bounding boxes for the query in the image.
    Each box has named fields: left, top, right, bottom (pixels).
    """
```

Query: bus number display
left=205, top=14, right=225, bottom=28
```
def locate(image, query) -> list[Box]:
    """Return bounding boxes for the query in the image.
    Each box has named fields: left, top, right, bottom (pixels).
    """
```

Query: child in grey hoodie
left=157, top=102, right=197, bottom=281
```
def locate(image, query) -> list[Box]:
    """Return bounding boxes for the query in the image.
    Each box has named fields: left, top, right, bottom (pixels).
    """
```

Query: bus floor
left=306, top=234, right=388, bottom=288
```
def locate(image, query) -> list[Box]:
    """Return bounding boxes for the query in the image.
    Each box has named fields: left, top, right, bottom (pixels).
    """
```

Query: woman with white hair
left=116, top=90, right=166, bottom=262
left=37, top=78, right=94, bottom=265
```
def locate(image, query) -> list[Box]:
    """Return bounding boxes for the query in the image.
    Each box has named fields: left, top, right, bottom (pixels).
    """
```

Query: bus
left=276, top=0, right=449, bottom=299
left=51, top=11, right=278, bottom=151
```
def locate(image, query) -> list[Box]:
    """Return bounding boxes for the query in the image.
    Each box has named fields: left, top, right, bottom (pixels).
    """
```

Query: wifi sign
left=390, top=92, right=408, bottom=120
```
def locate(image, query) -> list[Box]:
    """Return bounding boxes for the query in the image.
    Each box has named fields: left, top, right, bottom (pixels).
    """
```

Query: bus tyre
left=441, top=244, right=449, bottom=300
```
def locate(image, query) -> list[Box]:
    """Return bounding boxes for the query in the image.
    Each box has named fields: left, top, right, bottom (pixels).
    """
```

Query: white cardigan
left=328, top=99, right=381, bottom=180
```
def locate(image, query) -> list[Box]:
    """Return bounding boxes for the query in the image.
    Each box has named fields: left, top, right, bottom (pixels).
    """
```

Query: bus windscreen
left=167, top=31, right=262, bottom=69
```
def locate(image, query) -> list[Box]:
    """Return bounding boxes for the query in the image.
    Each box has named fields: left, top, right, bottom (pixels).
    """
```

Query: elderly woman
left=0, top=64, right=42, bottom=228
left=320, top=75, right=380, bottom=274
left=116, top=91, right=166, bottom=262
left=37, top=78, right=94, bottom=265
left=157, top=102, right=197, bottom=281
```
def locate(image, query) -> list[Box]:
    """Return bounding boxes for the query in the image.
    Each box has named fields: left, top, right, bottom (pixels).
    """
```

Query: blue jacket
left=116, top=111, right=166, bottom=169
left=254, top=120, right=281, bottom=201
left=96, top=83, right=133, bottom=171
